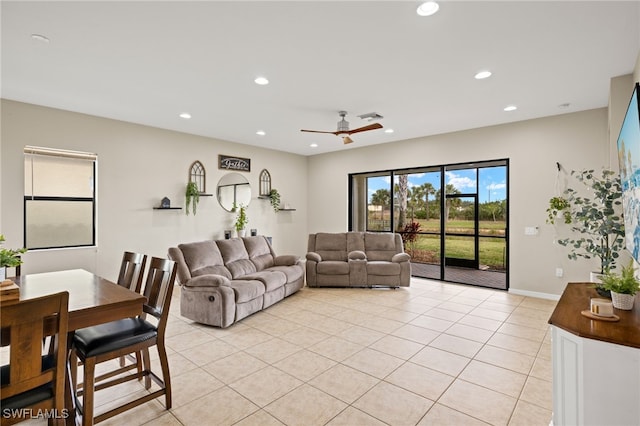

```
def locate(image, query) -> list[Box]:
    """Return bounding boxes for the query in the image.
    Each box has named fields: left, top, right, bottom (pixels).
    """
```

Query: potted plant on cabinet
left=0, top=234, right=27, bottom=281
left=234, top=205, right=248, bottom=237
left=268, top=189, right=281, bottom=212
left=600, top=260, right=640, bottom=310
left=546, top=169, right=625, bottom=285
left=185, top=181, right=200, bottom=215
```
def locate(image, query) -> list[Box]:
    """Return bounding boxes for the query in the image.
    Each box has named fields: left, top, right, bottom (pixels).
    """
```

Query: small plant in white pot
left=600, top=260, right=640, bottom=310
left=234, top=205, right=248, bottom=237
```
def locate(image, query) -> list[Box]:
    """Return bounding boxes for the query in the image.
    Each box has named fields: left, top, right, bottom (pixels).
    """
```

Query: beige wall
left=1, top=100, right=309, bottom=281
left=308, top=109, right=609, bottom=297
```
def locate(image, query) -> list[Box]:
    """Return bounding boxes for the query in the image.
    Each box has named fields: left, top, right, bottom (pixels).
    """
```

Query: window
left=24, top=146, right=97, bottom=249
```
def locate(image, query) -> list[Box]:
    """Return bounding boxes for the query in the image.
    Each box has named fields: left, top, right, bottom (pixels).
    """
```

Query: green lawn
left=367, top=218, right=507, bottom=270
left=402, top=220, right=507, bottom=271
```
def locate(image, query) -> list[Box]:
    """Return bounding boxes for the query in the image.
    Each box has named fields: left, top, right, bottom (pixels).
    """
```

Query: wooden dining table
left=2, top=269, right=147, bottom=425
left=8, top=269, right=147, bottom=332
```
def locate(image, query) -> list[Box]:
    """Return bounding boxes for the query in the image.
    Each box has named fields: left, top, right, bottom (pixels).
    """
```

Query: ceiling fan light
left=417, top=1, right=439, bottom=17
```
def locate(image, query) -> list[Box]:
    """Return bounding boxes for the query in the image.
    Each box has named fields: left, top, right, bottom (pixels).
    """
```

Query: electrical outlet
left=555, top=268, right=563, bottom=278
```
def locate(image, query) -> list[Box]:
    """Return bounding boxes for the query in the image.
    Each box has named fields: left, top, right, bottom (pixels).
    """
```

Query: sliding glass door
left=350, top=159, right=508, bottom=290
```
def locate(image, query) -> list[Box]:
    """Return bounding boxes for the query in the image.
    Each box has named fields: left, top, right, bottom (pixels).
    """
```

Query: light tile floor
left=23, top=277, right=557, bottom=425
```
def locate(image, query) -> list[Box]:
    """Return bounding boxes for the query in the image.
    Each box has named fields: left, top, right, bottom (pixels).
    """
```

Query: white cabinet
left=551, top=325, right=640, bottom=426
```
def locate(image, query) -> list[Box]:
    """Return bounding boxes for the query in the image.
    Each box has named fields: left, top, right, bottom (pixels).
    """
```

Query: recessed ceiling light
left=30, top=34, right=50, bottom=43
left=503, top=105, right=517, bottom=112
left=310, top=143, right=318, bottom=148
left=254, top=77, right=269, bottom=85
left=417, top=1, right=439, bottom=16
left=179, top=112, right=191, bottom=119
left=256, top=130, right=266, bottom=136
left=474, top=70, right=492, bottom=80
left=384, top=129, right=395, bottom=134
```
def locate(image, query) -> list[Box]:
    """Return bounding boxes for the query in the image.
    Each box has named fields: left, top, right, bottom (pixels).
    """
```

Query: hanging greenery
left=185, top=181, right=200, bottom=215
left=268, top=189, right=281, bottom=212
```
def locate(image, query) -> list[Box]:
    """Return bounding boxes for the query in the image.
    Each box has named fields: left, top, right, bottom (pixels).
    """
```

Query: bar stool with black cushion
left=70, top=257, right=176, bottom=426
left=1, top=291, right=69, bottom=426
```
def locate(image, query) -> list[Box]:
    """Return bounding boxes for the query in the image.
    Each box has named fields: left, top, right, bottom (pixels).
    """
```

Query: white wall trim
left=509, top=288, right=560, bottom=301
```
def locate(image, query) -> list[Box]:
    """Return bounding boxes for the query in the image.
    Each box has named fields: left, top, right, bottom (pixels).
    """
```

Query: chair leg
left=157, top=342, right=172, bottom=409
left=82, top=358, right=96, bottom=426
left=118, top=355, right=126, bottom=368
left=142, top=349, right=151, bottom=390
left=135, top=351, right=143, bottom=379
left=69, top=349, right=78, bottom=391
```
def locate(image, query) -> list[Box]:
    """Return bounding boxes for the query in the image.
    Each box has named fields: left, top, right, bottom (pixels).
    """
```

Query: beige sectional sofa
left=168, top=236, right=304, bottom=328
left=306, top=232, right=411, bottom=287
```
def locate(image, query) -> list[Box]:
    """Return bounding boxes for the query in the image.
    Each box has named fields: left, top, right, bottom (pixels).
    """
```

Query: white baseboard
left=509, top=288, right=561, bottom=301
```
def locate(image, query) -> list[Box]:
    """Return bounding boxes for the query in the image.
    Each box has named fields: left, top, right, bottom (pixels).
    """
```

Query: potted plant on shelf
left=0, top=234, right=27, bottom=281
left=547, top=169, right=625, bottom=286
left=185, top=181, right=200, bottom=215
left=268, top=189, right=281, bottom=212
left=600, top=260, right=640, bottom=310
left=234, top=205, right=248, bottom=237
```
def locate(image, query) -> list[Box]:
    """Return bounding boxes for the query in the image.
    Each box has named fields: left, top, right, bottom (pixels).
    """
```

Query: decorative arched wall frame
left=189, top=161, right=206, bottom=193
left=259, top=169, right=272, bottom=196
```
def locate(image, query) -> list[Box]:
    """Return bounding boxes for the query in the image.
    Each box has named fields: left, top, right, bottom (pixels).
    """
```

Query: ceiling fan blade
left=301, top=129, right=340, bottom=135
left=346, top=122, right=383, bottom=135
left=343, top=136, right=354, bottom=144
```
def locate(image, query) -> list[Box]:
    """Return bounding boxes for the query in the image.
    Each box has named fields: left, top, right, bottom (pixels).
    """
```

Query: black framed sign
left=219, top=155, right=251, bottom=172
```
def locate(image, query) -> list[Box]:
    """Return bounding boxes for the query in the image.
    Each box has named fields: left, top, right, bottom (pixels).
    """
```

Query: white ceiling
left=2, top=1, right=639, bottom=156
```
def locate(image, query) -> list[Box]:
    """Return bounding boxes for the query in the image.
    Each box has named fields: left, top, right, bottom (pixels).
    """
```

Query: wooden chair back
left=117, top=252, right=147, bottom=293
left=1, top=292, right=69, bottom=424
left=141, top=258, right=177, bottom=335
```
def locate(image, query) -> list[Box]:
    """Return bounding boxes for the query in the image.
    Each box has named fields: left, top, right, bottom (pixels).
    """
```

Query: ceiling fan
left=301, top=111, right=383, bottom=144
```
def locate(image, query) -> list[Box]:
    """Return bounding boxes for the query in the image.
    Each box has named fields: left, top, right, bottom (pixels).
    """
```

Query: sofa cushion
left=364, top=233, right=399, bottom=261
left=243, top=236, right=275, bottom=271
left=228, top=280, right=265, bottom=303
left=270, top=265, right=304, bottom=284
left=242, top=270, right=287, bottom=292
left=217, top=239, right=257, bottom=278
left=317, top=261, right=349, bottom=275
left=367, top=261, right=401, bottom=276
left=315, top=233, right=348, bottom=261
left=179, top=241, right=232, bottom=279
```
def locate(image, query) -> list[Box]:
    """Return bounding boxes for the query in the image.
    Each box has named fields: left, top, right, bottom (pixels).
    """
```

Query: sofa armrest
left=306, top=252, right=322, bottom=262
left=183, top=274, right=231, bottom=288
left=168, top=246, right=192, bottom=285
left=274, top=255, right=301, bottom=266
left=348, top=250, right=367, bottom=261
left=392, top=253, right=411, bottom=263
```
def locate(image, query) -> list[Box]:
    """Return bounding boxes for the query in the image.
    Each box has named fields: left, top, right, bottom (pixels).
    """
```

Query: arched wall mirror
left=217, top=172, right=251, bottom=212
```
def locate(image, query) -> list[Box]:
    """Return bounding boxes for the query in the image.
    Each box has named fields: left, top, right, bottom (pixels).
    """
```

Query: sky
left=367, top=166, right=507, bottom=204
